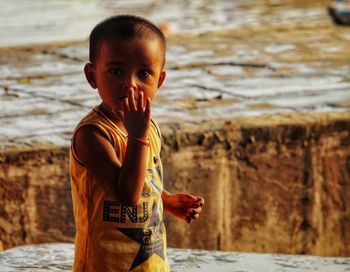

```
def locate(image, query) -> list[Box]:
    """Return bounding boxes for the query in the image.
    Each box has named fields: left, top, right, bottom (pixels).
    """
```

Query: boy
left=70, top=15, right=204, bottom=272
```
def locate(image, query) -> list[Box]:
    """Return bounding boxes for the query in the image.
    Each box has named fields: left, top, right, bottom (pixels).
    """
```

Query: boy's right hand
left=114, top=90, right=151, bottom=140
left=163, top=193, right=205, bottom=223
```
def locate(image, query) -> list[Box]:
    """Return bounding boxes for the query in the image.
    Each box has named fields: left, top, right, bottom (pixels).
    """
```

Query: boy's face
left=85, top=37, right=166, bottom=112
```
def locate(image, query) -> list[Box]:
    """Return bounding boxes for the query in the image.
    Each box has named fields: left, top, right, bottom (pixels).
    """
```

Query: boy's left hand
left=163, top=193, right=204, bottom=223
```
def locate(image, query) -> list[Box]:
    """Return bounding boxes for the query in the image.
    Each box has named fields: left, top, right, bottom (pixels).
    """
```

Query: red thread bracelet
left=127, top=135, right=149, bottom=146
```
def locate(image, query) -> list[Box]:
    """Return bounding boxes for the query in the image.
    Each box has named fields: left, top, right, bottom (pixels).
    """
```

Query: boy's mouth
left=117, top=96, right=128, bottom=101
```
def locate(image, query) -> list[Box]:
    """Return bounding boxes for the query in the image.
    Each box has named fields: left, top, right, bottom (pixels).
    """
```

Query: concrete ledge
left=0, top=243, right=349, bottom=272
left=1, top=1, right=350, bottom=256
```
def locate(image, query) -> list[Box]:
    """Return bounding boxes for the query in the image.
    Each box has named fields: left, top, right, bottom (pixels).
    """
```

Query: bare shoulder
left=74, top=125, right=121, bottom=169
left=73, top=125, right=122, bottom=194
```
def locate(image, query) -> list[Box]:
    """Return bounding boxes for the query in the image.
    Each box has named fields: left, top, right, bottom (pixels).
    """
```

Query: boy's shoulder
left=72, top=106, right=119, bottom=146
left=75, top=106, right=115, bottom=131
left=76, top=107, right=98, bottom=123
left=73, top=108, right=101, bottom=133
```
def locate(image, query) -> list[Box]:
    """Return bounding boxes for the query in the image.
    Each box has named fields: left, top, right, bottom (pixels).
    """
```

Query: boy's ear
left=84, top=63, right=97, bottom=89
left=157, top=70, right=166, bottom=89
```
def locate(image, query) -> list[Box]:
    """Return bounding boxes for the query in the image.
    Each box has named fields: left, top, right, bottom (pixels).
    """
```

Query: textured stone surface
left=1, top=243, right=350, bottom=272
left=0, top=147, right=75, bottom=250
left=161, top=113, right=350, bottom=256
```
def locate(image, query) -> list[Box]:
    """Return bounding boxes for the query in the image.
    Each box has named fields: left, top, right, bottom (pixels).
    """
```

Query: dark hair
left=89, top=15, right=166, bottom=67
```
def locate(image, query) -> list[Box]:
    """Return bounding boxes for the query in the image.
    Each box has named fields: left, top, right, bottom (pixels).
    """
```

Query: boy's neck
left=98, top=102, right=127, bottom=135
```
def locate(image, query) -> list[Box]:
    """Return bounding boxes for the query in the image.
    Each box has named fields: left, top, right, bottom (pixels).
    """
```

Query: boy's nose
left=122, top=74, right=137, bottom=91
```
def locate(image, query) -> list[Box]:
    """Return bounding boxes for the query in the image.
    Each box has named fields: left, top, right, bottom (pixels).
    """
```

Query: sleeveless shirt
left=70, top=106, right=169, bottom=272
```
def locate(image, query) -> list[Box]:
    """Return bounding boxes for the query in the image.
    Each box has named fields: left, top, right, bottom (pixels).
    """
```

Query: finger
left=128, top=89, right=137, bottom=111
left=185, top=209, right=197, bottom=218
left=137, top=91, right=144, bottom=112
left=186, top=215, right=193, bottom=223
left=192, top=213, right=200, bottom=220
left=194, top=197, right=205, bottom=207
left=191, top=206, right=202, bottom=215
left=187, top=210, right=200, bottom=221
left=122, top=97, right=129, bottom=112
left=144, top=97, right=151, bottom=120
left=186, top=210, right=200, bottom=222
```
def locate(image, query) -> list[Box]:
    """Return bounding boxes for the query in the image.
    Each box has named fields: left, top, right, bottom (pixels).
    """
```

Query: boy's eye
left=138, top=69, right=150, bottom=79
left=109, top=68, right=123, bottom=75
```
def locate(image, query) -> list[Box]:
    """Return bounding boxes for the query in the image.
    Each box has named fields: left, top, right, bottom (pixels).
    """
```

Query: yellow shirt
left=70, top=106, right=169, bottom=272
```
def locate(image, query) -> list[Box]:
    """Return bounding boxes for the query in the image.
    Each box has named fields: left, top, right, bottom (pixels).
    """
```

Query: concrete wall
left=162, top=113, right=350, bottom=256
left=1, top=112, right=349, bottom=256
left=0, top=147, right=75, bottom=250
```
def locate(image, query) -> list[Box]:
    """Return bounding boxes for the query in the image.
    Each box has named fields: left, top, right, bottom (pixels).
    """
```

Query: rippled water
left=0, top=0, right=327, bottom=47
left=0, top=0, right=349, bottom=144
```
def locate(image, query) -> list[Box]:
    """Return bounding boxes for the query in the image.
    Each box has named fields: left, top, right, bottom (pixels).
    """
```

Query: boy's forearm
left=116, top=140, right=148, bottom=206
left=162, top=189, right=171, bottom=199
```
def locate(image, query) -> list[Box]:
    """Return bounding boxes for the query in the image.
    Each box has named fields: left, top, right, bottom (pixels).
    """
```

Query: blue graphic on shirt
left=117, top=200, right=165, bottom=270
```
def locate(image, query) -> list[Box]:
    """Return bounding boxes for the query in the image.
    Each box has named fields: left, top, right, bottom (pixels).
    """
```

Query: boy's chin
left=100, top=102, right=114, bottom=113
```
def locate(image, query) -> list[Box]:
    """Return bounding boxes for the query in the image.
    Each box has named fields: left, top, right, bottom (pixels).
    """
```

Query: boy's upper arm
left=74, top=125, right=121, bottom=195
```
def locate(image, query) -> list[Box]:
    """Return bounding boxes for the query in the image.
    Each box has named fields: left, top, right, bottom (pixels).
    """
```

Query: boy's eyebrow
left=143, top=62, right=155, bottom=67
left=105, top=61, right=154, bottom=68
left=106, top=61, right=124, bottom=66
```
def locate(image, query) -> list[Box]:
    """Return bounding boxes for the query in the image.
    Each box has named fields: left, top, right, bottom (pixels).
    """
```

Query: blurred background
left=0, top=0, right=336, bottom=47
